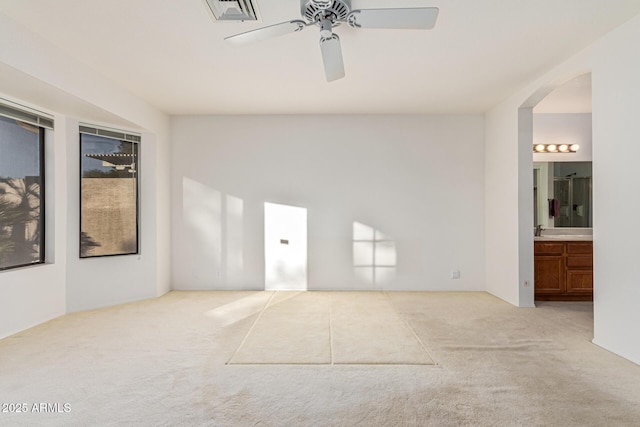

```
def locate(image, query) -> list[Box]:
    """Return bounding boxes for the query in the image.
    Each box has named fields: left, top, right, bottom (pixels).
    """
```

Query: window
left=0, top=114, right=46, bottom=270
left=80, top=126, right=140, bottom=258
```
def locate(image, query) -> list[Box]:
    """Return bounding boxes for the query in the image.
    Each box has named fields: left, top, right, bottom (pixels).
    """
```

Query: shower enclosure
left=553, top=176, right=592, bottom=227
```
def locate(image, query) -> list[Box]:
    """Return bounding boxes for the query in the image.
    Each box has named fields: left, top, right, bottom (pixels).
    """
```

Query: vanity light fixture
left=532, top=143, right=579, bottom=153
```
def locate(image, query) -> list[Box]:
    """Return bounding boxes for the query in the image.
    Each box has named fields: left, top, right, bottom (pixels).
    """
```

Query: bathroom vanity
left=534, top=237, right=593, bottom=301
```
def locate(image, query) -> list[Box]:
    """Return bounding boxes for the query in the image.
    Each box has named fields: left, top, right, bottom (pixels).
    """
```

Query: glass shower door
left=572, top=177, right=591, bottom=227
left=553, top=176, right=592, bottom=227
left=554, top=178, right=571, bottom=227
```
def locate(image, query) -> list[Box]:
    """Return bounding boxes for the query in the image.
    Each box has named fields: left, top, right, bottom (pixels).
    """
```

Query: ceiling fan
left=224, top=0, right=439, bottom=82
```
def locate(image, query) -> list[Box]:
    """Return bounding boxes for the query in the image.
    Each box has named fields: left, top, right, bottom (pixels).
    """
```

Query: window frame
left=0, top=119, right=46, bottom=271
left=78, top=127, right=140, bottom=259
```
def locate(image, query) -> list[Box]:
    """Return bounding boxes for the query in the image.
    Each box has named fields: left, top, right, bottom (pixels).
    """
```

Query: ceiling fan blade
left=320, top=34, right=345, bottom=82
left=347, top=7, right=439, bottom=30
left=225, top=20, right=307, bottom=46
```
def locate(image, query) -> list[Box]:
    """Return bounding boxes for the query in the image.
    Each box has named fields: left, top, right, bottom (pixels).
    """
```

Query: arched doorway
left=519, top=72, right=593, bottom=306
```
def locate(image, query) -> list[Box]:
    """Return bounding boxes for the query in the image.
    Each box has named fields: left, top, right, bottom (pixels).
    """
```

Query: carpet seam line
left=383, top=291, right=438, bottom=365
left=329, top=293, right=334, bottom=365
left=226, top=291, right=276, bottom=364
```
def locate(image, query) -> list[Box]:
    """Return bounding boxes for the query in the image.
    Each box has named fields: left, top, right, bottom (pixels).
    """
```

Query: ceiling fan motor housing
left=302, top=0, right=351, bottom=24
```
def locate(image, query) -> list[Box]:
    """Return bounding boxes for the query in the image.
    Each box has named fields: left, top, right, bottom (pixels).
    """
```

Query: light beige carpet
left=228, top=291, right=434, bottom=365
left=1, top=291, right=640, bottom=426
left=228, top=292, right=332, bottom=364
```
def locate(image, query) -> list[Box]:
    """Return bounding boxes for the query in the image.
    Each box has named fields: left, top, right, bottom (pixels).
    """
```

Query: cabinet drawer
left=567, top=242, right=593, bottom=254
left=567, top=255, right=593, bottom=268
left=534, top=242, right=564, bottom=255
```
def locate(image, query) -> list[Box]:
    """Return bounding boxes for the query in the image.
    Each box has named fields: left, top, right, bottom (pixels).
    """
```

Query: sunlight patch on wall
left=182, top=177, right=245, bottom=287
left=353, top=222, right=396, bottom=288
left=225, top=194, right=244, bottom=285
left=265, top=202, right=307, bottom=291
left=183, top=178, right=222, bottom=284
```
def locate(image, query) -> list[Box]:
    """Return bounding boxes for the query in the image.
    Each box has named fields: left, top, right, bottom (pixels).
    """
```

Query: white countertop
left=534, top=235, right=593, bottom=241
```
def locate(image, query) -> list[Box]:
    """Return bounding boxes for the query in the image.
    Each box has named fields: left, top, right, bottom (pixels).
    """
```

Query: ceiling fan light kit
left=221, top=0, right=439, bottom=82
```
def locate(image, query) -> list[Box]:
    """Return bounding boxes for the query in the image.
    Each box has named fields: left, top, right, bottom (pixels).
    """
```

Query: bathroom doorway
left=530, top=73, right=593, bottom=303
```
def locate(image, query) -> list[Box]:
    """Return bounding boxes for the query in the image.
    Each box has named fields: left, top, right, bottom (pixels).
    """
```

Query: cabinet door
left=534, top=256, right=565, bottom=294
left=567, top=270, right=593, bottom=293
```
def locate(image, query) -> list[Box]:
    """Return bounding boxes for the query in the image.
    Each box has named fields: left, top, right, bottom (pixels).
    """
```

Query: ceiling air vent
left=202, top=0, right=259, bottom=22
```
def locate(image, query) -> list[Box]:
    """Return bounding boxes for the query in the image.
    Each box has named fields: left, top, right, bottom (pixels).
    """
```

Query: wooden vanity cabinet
left=534, top=241, right=593, bottom=301
left=566, top=243, right=593, bottom=295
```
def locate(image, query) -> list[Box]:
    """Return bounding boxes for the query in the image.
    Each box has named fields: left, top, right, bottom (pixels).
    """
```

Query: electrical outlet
left=451, top=270, right=460, bottom=279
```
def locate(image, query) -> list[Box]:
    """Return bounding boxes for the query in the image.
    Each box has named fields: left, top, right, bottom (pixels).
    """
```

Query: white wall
left=485, top=14, right=640, bottom=364
left=0, top=14, right=171, bottom=337
left=171, top=115, right=485, bottom=291
left=0, top=120, right=67, bottom=339
left=533, top=113, right=593, bottom=163
left=590, top=16, right=640, bottom=365
left=485, top=103, right=521, bottom=306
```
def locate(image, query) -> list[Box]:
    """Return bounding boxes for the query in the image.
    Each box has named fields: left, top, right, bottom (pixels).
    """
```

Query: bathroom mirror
left=533, top=161, right=592, bottom=228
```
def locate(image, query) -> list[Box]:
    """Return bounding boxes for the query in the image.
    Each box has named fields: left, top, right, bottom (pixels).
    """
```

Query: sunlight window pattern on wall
left=352, top=222, right=396, bottom=287
left=80, top=125, right=140, bottom=258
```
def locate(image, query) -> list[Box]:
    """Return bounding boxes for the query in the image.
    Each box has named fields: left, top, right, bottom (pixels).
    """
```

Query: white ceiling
left=1, top=1, right=638, bottom=115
